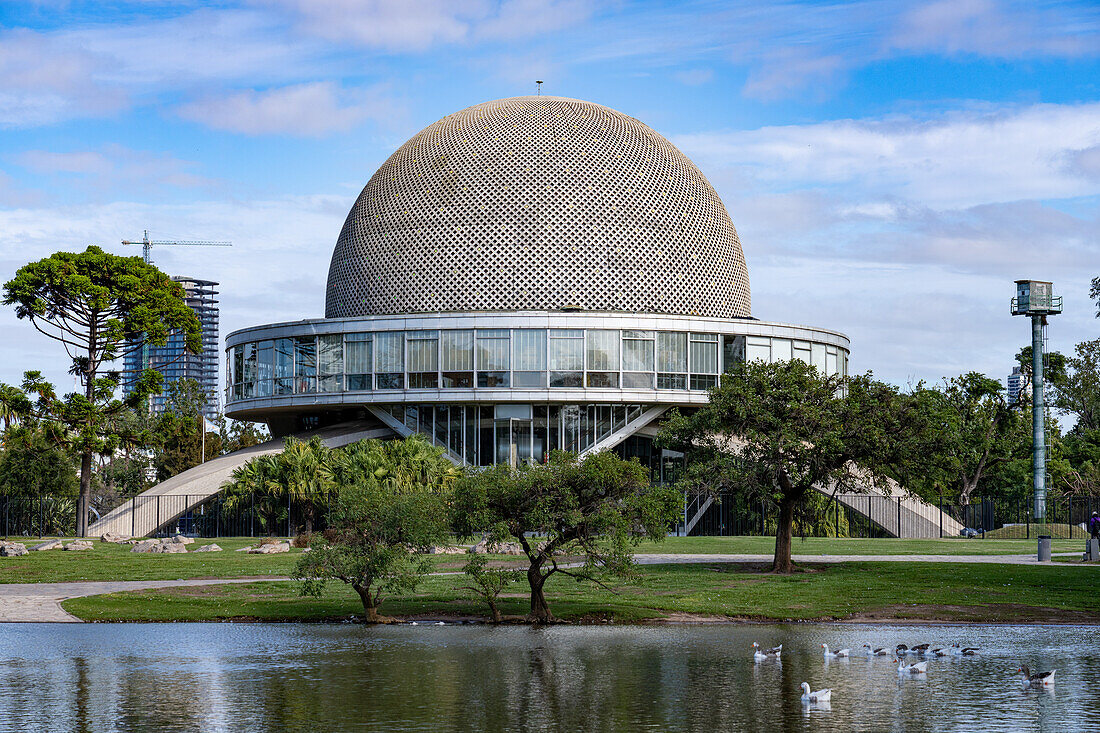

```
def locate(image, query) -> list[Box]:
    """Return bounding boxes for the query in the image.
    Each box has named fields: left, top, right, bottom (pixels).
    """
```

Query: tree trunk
left=772, top=491, right=799, bottom=574
left=353, top=583, right=381, bottom=623
left=488, top=599, right=502, bottom=624
left=77, top=451, right=92, bottom=538
left=526, top=563, right=555, bottom=624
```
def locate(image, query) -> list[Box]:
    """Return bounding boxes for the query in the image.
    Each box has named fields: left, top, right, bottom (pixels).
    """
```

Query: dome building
left=224, top=96, right=849, bottom=472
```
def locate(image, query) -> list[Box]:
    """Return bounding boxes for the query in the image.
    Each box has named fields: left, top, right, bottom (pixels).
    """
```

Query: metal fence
left=4, top=492, right=1100, bottom=540
left=683, top=492, right=1100, bottom=539
left=1, top=493, right=332, bottom=539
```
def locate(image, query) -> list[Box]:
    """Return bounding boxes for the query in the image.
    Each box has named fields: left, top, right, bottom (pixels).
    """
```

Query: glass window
left=657, top=373, right=687, bottom=390
left=722, top=335, right=745, bottom=373
left=257, top=340, right=274, bottom=395
left=812, top=343, right=827, bottom=373
left=513, top=371, right=547, bottom=388
left=586, top=330, right=619, bottom=371
left=441, top=330, right=473, bottom=370
left=745, top=336, right=770, bottom=364
left=477, top=330, right=510, bottom=370
left=826, top=345, right=838, bottom=375
left=407, top=331, right=439, bottom=389
left=622, top=372, right=654, bottom=389
left=657, top=332, right=687, bottom=373
left=622, top=330, right=654, bottom=371
left=407, top=331, right=439, bottom=372
left=294, top=337, right=316, bottom=393
left=345, top=333, right=372, bottom=391
left=586, top=372, right=619, bottom=388
left=376, top=332, right=404, bottom=389
left=690, top=333, right=718, bottom=374
left=550, top=371, right=583, bottom=388
left=513, top=330, right=546, bottom=370
left=271, top=338, right=293, bottom=395
left=550, top=329, right=584, bottom=370
left=771, top=338, right=792, bottom=363
left=793, top=341, right=812, bottom=364
left=318, top=334, right=343, bottom=392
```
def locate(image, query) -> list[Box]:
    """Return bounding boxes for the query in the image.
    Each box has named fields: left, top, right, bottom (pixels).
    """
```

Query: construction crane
left=122, top=230, right=231, bottom=265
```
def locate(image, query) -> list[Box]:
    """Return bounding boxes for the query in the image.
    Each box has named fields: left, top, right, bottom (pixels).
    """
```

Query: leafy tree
left=152, top=378, right=222, bottom=481
left=0, top=425, right=78, bottom=498
left=3, top=247, right=201, bottom=535
left=222, top=419, right=268, bottom=454
left=0, top=383, right=32, bottom=435
left=452, top=451, right=681, bottom=623
left=461, top=554, right=521, bottom=623
left=294, top=437, right=455, bottom=621
left=222, top=454, right=285, bottom=535
left=1054, top=339, right=1100, bottom=434
left=660, top=360, right=921, bottom=574
left=928, top=373, right=1029, bottom=505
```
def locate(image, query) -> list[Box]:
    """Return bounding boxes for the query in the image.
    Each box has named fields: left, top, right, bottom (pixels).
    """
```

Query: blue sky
left=1, top=0, right=1099, bottom=402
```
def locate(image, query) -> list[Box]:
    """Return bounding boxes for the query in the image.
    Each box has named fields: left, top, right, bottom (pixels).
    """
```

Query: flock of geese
left=749, top=641, right=1056, bottom=704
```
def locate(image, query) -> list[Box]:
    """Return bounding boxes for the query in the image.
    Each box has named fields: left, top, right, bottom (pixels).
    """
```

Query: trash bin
left=1037, top=535, right=1052, bottom=562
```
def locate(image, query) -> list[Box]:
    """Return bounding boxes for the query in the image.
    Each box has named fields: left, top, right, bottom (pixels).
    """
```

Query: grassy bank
left=62, top=561, right=1100, bottom=624
left=0, top=536, right=1084, bottom=585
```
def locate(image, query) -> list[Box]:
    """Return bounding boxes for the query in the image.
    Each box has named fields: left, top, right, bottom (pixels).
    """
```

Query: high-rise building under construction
left=124, top=276, right=220, bottom=420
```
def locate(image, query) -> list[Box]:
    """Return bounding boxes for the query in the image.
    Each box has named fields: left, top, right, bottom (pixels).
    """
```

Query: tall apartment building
left=1006, top=365, right=1026, bottom=405
left=124, top=276, right=220, bottom=420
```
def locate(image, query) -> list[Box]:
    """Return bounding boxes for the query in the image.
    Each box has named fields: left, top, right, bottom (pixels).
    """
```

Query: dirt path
left=2, top=551, right=1094, bottom=623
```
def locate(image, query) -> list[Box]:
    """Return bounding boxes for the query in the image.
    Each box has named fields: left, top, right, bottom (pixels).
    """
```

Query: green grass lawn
left=62, top=561, right=1100, bottom=624
left=1, top=535, right=1084, bottom=585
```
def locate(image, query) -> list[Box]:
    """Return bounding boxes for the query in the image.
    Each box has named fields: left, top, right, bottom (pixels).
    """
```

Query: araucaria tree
left=294, top=435, right=455, bottom=622
left=660, top=359, right=920, bottom=574
left=452, top=451, right=682, bottom=623
left=3, top=246, right=201, bottom=535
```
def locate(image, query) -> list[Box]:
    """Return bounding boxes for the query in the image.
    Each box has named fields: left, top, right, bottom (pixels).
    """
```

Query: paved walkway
left=1, top=552, right=1094, bottom=623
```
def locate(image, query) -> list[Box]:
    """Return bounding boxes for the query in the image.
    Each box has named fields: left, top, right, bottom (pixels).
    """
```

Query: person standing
left=1090, top=512, right=1100, bottom=541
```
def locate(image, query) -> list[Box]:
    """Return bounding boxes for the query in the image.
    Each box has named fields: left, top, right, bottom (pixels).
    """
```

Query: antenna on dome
left=536, top=80, right=543, bottom=96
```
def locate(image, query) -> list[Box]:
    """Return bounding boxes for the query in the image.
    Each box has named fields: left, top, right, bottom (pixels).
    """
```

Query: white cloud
left=176, top=82, right=401, bottom=137
left=741, top=49, right=847, bottom=101
left=0, top=28, right=126, bottom=127
left=14, top=145, right=216, bottom=195
left=890, top=0, right=1100, bottom=58
left=258, top=0, right=596, bottom=50
left=675, top=102, right=1100, bottom=209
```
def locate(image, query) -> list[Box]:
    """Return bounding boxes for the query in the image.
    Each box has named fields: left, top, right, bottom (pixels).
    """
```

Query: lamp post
left=1010, top=280, right=1062, bottom=522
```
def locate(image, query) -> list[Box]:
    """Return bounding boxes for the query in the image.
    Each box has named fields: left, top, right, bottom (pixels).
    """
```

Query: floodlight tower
left=1011, top=280, right=1062, bottom=522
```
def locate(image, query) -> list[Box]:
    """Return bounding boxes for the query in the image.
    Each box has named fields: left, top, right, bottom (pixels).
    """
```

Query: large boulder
left=0, top=542, right=28, bottom=557
left=64, top=540, right=94, bottom=551
left=471, top=539, right=527, bottom=555
left=100, top=532, right=130, bottom=544
left=130, top=539, right=162, bottom=553
left=427, top=545, right=468, bottom=555
left=163, top=534, right=195, bottom=545
left=193, top=543, right=222, bottom=553
left=157, top=543, right=187, bottom=554
left=248, top=542, right=290, bottom=554
left=30, top=539, right=63, bottom=552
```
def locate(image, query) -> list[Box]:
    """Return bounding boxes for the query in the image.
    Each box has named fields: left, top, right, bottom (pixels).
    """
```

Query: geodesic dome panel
left=325, top=96, right=751, bottom=319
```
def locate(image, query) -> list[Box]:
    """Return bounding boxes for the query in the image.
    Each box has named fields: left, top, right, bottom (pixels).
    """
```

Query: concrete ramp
left=833, top=489, right=964, bottom=539
left=89, top=419, right=396, bottom=538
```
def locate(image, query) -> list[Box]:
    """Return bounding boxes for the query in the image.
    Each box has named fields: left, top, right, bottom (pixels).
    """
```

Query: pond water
left=0, top=622, right=1095, bottom=732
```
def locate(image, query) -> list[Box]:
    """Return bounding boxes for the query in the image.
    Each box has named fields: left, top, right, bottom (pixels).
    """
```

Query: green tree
left=1054, top=339, right=1100, bottom=434
left=452, top=450, right=681, bottom=623
left=0, top=425, right=78, bottom=498
left=659, top=360, right=920, bottom=574
left=461, top=553, right=521, bottom=623
left=0, top=383, right=32, bottom=435
left=3, top=246, right=201, bottom=535
left=222, top=454, right=285, bottom=535
left=222, top=419, right=268, bottom=454
left=294, top=437, right=455, bottom=621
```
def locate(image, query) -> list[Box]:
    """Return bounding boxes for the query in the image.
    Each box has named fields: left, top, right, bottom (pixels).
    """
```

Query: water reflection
left=0, top=623, right=1096, bottom=732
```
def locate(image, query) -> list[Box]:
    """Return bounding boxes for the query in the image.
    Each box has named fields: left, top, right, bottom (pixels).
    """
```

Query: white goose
left=895, top=658, right=928, bottom=675
left=800, top=682, right=832, bottom=703
left=949, top=644, right=979, bottom=656
left=862, top=644, right=889, bottom=656
left=1019, top=665, right=1056, bottom=687
left=822, top=644, right=850, bottom=658
left=752, top=642, right=781, bottom=662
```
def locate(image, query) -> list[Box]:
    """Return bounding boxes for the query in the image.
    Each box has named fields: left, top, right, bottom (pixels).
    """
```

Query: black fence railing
left=683, top=492, right=1100, bottom=539
left=3, top=492, right=1099, bottom=540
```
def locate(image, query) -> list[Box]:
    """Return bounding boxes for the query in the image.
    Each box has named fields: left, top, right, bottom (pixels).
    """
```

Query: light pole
left=1011, top=280, right=1062, bottom=522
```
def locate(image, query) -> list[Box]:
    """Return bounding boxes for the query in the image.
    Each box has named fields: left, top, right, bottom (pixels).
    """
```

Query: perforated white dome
left=325, top=96, right=751, bottom=319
